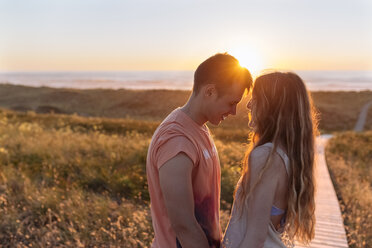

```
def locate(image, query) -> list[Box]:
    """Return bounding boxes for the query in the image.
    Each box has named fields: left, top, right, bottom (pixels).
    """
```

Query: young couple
left=146, top=53, right=317, bottom=248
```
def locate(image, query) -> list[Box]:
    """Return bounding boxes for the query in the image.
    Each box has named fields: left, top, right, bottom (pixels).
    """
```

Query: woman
left=222, top=72, right=318, bottom=247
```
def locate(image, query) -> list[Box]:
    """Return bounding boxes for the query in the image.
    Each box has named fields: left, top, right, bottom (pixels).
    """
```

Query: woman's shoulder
left=250, top=144, right=285, bottom=173
left=250, top=143, right=274, bottom=164
left=250, top=144, right=271, bottom=159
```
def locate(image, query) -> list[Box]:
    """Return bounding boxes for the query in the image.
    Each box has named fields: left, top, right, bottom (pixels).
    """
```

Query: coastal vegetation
left=325, top=131, right=372, bottom=248
left=0, top=84, right=371, bottom=246
left=0, top=108, right=243, bottom=246
left=1, top=84, right=372, bottom=133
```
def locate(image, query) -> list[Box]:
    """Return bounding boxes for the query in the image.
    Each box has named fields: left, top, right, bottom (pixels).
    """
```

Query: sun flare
left=229, top=47, right=265, bottom=77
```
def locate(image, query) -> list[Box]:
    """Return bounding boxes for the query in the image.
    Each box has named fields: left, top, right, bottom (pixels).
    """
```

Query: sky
left=1, top=0, right=371, bottom=72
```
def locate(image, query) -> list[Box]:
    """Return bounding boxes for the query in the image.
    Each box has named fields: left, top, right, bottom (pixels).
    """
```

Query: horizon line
left=1, top=69, right=372, bottom=73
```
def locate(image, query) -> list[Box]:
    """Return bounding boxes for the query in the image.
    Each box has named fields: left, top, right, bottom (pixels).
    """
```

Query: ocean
left=0, top=70, right=371, bottom=91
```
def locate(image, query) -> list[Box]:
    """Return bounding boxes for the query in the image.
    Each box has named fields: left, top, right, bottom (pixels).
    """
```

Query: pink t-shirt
left=146, top=108, right=221, bottom=248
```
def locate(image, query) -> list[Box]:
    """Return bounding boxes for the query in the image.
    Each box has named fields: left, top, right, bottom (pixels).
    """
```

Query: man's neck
left=180, top=95, right=207, bottom=126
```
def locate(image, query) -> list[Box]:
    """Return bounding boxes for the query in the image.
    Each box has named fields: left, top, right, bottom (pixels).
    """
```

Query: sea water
left=0, top=70, right=371, bottom=91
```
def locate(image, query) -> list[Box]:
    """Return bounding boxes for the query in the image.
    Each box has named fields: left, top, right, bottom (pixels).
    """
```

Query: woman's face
left=246, top=95, right=257, bottom=130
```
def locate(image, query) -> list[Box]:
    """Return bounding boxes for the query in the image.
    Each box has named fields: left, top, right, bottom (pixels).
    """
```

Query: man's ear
left=203, top=84, right=217, bottom=97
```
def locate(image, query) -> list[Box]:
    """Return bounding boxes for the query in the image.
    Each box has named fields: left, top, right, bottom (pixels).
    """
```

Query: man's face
left=205, top=83, right=246, bottom=126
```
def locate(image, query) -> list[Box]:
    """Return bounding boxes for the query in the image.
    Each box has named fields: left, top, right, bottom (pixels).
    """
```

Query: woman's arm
left=238, top=147, right=281, bottom=248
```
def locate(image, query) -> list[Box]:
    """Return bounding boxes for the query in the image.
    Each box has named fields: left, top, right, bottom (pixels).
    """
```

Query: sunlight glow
left=229, top=47, right=265, bottom=77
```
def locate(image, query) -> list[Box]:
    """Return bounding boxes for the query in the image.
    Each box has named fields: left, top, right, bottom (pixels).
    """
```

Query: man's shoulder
left=155, top=118, right=185, bottom=138
left=156, top=108, right=198, bottom=136
left=158, top=108, right=183, bottom=127
left=150, top=110, right=190, bottom=145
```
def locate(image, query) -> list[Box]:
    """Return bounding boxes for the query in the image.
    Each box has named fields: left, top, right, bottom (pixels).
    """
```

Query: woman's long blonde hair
left=237, top=71, right=318, bottom=244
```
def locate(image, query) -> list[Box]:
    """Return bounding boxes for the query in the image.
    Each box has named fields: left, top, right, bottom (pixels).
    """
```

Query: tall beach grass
left=0, top=85, right=371, bottom=246
left=326, top=131, right=372, bottom=248
left=0, top=109, right=245, bottom=246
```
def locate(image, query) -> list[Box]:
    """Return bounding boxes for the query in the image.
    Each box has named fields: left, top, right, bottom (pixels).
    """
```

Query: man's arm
left=159, top=152, right=209, bottom=248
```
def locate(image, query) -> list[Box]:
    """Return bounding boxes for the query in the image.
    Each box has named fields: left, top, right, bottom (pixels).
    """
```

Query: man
left=146, top=53, right=252, bottom=248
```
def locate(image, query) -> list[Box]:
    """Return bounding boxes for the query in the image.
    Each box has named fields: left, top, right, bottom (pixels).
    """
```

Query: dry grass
left=311, top=91, right=372, bottom=132
left=0, top=109, right=247, bottom=246
left=1, top=84, right=371, bottom=246
left=1, top=84, right=372, bottom=133
left=0, top=109, right=154, bottom=246
left=325, top=131, right=372, bottom=248
left=0, top=84, right=189, bottom=121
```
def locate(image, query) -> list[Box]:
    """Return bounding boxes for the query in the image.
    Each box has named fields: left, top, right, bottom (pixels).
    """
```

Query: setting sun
left=229, top=47, right=265, bottom=77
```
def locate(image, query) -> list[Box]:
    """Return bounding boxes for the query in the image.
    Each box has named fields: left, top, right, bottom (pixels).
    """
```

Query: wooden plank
left=295, top=135, right=349, bottom=248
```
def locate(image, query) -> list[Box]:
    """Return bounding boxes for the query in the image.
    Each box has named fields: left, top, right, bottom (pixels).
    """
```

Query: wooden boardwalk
left=297, top=100, right=372, bottom=247
left=295, top=135, right=348, bottom=248
left=354, top=100, right=372, bottom=131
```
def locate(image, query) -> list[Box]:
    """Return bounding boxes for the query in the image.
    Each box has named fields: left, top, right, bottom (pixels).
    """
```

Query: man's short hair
left=193, top=53, right=253, bottom=96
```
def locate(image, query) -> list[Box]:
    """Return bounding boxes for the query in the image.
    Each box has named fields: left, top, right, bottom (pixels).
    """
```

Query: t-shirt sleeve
left=156, top=136, right=198, bottom=170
